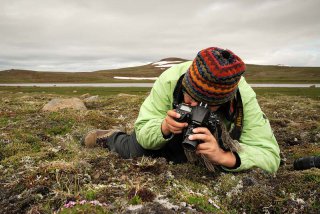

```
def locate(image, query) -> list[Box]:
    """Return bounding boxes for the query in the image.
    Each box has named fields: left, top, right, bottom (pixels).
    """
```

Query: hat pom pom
left=221, top=50, right=231, bottom=59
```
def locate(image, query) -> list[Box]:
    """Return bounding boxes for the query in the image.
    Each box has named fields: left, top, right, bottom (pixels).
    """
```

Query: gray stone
left=84, top=95, right=99, bottom=102
left=315, top=133, right=320, bottom=142
left=42, top=98, right=87, bottom=112
left=80, top=93, right=91, bottom=99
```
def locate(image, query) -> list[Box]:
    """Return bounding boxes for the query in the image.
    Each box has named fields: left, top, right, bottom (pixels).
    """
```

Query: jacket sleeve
left=224, top=80, right=280, bottom=173
left=134, top=74, right=173, bottom=150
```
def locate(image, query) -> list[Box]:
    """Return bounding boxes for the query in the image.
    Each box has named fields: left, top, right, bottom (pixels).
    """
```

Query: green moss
left=45, top=112, right=76, bottom=135
left=0, top=142, right=33, bottom=160
left=83, top=110, right=119, bottom=129
left=186, top=195, right=219, bottom=213
left=59, top=204, right=110, bottom=214
left=0, top=117, right=10, bottom=126
left=128, top=195, right=142, bottom=205
left=218, top=174, right=240, bottom=193
left=47, top=125, right=71, bottom=136
left=24, top=134, right=40, bottom=144
left=229, top=185, right=275, bottom=212
left=85, top=190, right=97, bottom=200
left=303, top=172, right=320, bottom=184
left=290, top=145, right=320, bottom=159
left=311, top=200, right=320, bottom=211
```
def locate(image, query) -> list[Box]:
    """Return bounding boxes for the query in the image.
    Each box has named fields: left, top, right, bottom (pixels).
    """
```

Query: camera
left=175, top=102, right=219, bottom=151
left=293, top=156, right=320, bottom=170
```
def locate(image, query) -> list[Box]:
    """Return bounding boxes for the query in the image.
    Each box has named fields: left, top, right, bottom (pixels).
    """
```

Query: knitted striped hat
left=182, top=47, right=246, bottom=105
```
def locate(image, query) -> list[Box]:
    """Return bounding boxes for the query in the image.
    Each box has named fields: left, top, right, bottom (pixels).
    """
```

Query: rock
left=125, top=202, right=176, bottom=214
left=80, top=93, right=91, bottom=99
left=42, top=98, right=87, bottom=112
left=208, top=198, right=220, bottom=209
left=180, top=202, right=187, bottom=207
left=315, top=133, right=320, bottom=142
left=84, top=95, right=99, bottom=102
left=83, top=95, right=102, bottom=108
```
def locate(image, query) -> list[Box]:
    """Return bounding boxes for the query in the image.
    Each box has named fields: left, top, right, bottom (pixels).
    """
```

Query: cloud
left=0, top=0, right=319, bottom=71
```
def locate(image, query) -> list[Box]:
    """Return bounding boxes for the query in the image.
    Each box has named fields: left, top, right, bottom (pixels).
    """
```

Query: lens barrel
left=182, top=139, right=199, bottom=151
left=293, top=156, right=320, bottom=170
left=182, top=125, right=199, bottom=151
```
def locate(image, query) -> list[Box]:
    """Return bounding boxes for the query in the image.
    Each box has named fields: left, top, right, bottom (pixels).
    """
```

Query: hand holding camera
left=164, top=102, right=238, bottom=168
left=174, top=103, right=237, bottom=167
left=161, top=109, right=188, bottom=137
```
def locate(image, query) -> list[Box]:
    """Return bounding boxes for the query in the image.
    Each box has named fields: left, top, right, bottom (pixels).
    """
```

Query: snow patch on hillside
left=114, top=76, right=157, bottom=80
left=113, top=59, right=185, bottom=79
left=152, top=60, right=183, bottom=69
left=277, top=64, right=291, bottom=67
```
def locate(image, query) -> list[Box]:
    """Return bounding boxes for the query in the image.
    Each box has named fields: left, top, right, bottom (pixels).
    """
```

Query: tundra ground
left=0, top=88, right=319, bottom=213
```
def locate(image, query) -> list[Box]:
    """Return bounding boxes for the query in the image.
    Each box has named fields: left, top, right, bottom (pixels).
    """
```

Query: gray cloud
left=0, top=0, right=319, bottom=71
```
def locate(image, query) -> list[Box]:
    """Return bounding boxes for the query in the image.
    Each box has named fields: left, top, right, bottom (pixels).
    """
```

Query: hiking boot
left=84, top=129, right=119, bottom=148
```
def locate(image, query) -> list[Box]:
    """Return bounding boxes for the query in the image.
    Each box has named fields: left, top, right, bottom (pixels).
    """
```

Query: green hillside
left=0, top=64, right=163, bottom=83
left=0, top=60, right=320, bottom=83
left=244, top=64, right=320, bottom=83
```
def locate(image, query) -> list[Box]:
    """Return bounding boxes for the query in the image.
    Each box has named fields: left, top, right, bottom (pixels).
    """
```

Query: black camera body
left=175, top=102, right=219, bottom=151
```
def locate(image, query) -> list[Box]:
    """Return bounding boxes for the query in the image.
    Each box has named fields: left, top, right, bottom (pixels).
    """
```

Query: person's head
left=182, top=47, right=246, bottom=111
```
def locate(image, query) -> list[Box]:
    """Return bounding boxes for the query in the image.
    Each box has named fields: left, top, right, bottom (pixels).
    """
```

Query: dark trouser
left=106, top=131, right=188, bottom=163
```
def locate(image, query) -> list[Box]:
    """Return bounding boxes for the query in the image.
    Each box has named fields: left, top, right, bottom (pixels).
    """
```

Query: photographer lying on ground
left=84, top=47, right=280, bottom=173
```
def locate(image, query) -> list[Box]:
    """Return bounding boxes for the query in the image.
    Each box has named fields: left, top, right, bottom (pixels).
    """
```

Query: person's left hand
left=188, top=127, right=236, bottom=167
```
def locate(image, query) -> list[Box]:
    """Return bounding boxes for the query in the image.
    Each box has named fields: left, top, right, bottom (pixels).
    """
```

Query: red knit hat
left=182, top=47, right=246, bottom=105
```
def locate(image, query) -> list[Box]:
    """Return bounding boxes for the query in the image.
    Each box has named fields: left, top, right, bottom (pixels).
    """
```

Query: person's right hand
left=161, top=109, right=188, bottom=137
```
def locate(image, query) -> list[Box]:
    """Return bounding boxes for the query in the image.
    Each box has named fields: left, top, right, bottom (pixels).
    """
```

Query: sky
left=0, top=0, right=320, bottom=72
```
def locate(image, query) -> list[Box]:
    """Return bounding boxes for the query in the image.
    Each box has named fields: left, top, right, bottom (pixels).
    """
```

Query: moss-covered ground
left=0, top=88, right=319, bottom=213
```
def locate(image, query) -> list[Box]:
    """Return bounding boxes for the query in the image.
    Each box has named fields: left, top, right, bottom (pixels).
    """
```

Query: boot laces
left=96, top=136, right=109, bottom=148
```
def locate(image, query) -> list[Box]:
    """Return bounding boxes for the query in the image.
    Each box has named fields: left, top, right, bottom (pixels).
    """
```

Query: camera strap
left=172, top=74, right=186, bottom=109
left=230, top=89, right=243, bottom=141
left=216, top=123, right=227, bottom=150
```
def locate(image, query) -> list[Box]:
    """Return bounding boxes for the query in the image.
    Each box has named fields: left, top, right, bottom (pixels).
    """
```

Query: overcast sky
left=0, top=0, right=319, bottom=72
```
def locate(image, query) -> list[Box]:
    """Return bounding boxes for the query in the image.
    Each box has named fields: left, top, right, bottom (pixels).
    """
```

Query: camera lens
left=182, top=125, right=199, bottom=151
left=182, top=138, right=199, bottom=151
left=293, top=156, right=320, bottom=170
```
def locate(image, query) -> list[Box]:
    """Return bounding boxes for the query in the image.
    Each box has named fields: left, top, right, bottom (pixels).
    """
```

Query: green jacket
left=134, top=61, right=280, bottom=173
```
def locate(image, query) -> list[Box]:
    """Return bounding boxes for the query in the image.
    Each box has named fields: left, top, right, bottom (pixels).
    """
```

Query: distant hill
left=244, top=64, right=320, bottom=83
left=0, top=58, right=319, bottom=83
